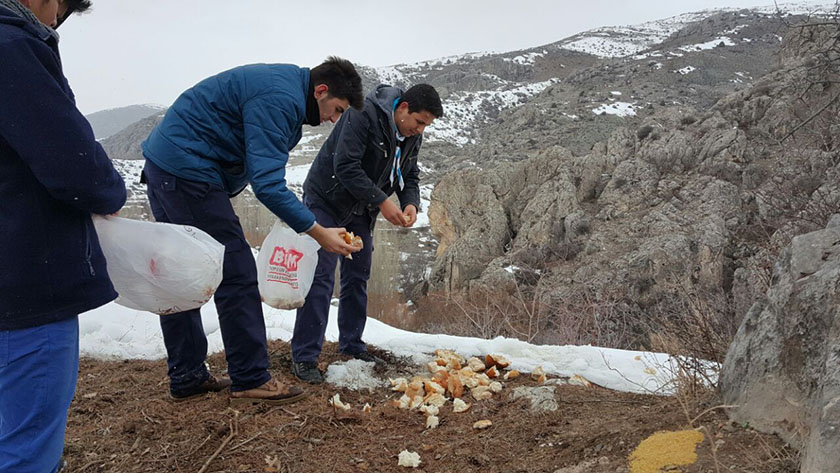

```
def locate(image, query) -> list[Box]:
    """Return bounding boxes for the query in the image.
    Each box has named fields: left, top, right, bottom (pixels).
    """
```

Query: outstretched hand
left=307, top=224, right=358, bottom=256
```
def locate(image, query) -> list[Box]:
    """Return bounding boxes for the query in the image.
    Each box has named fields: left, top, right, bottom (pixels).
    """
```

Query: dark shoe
left=229, top=378, right=306, bottom=406
left=350, top=351, right=385, bottom=365
left=170, top=374, right=232, bottom=401
left=292, top=361, right=324, bottom=384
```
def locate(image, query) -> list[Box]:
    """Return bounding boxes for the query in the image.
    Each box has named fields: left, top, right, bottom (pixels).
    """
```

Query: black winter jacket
left=303, top=85, right=422, bottom=229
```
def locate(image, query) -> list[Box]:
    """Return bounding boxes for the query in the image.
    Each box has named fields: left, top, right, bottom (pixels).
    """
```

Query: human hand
left=401, top=205, right=417, bottom=227
left=378, top=199, right=405, bottom=226
left=307, top=224, right=358, bottom=256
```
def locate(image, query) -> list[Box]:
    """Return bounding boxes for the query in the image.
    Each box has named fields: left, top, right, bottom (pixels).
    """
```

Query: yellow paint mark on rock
left=629, top=430, right=704, bottom=473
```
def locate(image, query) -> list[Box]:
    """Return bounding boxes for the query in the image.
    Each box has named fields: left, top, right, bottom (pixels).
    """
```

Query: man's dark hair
left=310, top=56, right=364, bottom=110
left=55, top=0, right=93, bottom=28
left=401, top=84, right=444, bottom=118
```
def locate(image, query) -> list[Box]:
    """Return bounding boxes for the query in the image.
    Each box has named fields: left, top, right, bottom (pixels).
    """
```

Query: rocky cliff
left=427, top=14, right=840, bottom=355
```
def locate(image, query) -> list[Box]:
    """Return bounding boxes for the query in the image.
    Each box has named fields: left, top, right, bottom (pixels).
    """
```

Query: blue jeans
left=292, top=202, right=373, bottom=362
left=143, top=160, right=271, bottom=394
left=0, top=316, right=79, bottom=473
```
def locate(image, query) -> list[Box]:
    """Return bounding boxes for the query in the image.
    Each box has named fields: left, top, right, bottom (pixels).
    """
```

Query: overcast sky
left=58, top=0, right=794, bottom=114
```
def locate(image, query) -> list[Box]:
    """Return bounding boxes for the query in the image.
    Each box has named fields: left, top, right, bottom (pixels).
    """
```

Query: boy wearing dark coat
left=0, top=1, right=127, bottom=471
left=292, top=84, right=443, bottom=383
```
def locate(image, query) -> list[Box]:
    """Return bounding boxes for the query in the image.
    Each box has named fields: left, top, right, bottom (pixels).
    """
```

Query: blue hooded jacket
left=141, top=64, right=317, bottom=233
left=0, top=6, right=127, bottom=330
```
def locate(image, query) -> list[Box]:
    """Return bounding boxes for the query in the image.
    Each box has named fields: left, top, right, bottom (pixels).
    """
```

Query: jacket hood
left=368, top=84, right=405, bottom=131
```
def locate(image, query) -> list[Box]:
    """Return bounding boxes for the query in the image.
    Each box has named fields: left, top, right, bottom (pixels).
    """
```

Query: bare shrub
left=413, top=285, right=644, bottom=349
left=646, top=283, right=739, bottom=368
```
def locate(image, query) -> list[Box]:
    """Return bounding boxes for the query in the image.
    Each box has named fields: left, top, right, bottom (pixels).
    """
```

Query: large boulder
left=721, top=218, right=840, bottom=473
left=427, top=169, right=510, bottom=295
left=427, top=148, right=577, bottom=295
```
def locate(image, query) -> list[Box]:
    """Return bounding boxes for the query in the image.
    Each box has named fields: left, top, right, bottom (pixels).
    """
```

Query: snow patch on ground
left=325, top=360, right=383, bottom=391
left=376, top=66, right=407, bottom=85
left=113, top=159, right=146, bottom=203
left=284, top=164, right=311, bottom=188
left=375, top=51, right=496, bottom=82
left=78, top=291, right=707, bottom=395
left=414, top=184, right=434, bottom=228
left=675, top=66, right=696, bottom=75
left=288, top=130, right=323, bottom=159
left=559, top=2, right=834, bottom=59
left=592, top=101, right=638, bottom=117
left=504, top=50, right=547, bottom=65
left=559, top=11, right=711, bottom=58
left=679, top=36, right=736, bottom=52
left=753, top=1, right=838, bottom=16
left=426, top=79, right=558, bottom=145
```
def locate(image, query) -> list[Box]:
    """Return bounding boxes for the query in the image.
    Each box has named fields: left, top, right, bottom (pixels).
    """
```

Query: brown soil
left=64, top=340, right=797, bottom=473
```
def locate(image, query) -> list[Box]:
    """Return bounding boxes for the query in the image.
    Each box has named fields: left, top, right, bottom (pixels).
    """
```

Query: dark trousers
left=143, top=160, right=270, bottom=394
left=292, top=201, right=373, bottom=362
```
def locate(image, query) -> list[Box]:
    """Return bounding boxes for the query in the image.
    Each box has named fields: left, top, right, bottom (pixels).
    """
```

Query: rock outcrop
left=721, top=217, right=840, bottom=473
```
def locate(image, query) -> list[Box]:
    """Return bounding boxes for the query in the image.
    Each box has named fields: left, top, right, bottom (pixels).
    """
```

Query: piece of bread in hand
left=343, top=231, right=364, bottom=259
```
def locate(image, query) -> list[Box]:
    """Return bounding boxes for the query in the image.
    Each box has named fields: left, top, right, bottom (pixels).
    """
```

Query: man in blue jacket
left=0, top=1, right=127, bottom=472
left=141, top=57, right=364, bottom=405
left=291, top=84, right=443, bottom=383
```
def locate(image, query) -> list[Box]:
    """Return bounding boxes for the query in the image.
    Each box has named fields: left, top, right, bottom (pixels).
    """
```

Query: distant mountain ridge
left=84, top=104, right=165, bottom=140
left=102, top=2, right=834, bottom=220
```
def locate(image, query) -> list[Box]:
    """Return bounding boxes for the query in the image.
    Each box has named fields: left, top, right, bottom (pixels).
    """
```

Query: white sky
left=58, top=0, right=789, bottom=114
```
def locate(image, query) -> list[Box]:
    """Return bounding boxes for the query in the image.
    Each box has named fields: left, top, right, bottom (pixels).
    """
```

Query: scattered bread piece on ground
left=473, top=419, right=492, bottom=430
left=398, top=450, right=421, bottom=468
left=453, top=398, right=471, bottom=413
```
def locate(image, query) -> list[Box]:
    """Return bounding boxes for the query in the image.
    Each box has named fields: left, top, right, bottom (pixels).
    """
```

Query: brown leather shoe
left=229, top=378, right=306, bottom=406
left=170, top=374, right=232, bottom=402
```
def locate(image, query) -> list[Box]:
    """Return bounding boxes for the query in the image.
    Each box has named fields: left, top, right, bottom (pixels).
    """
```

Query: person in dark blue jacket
left=291, top=84, right=443, bottom=383
left=0, top=1, right=127, bottom=472
left=141, top=57, right=364, bottom=405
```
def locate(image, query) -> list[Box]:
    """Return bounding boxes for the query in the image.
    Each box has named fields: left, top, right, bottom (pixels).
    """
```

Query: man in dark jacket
left=0, top=1, right=127, bottom=471
left=292, top=84, right=443, bottom=383
left=141, top=57, right=364, bottom=405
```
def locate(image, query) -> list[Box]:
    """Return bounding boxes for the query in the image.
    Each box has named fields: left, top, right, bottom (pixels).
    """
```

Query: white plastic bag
left=257, top=220, right=320, bottom=309
left=92, top=216, right=225, bottom=315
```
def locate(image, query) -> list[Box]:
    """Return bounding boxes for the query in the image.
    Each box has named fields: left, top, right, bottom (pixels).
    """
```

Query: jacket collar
left=0, top=1, right=59, bottom=43
left=305, top=77, right=320, bottom=126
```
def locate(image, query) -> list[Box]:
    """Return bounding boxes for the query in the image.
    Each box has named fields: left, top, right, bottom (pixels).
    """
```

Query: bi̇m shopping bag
left=257, top=220, right=320, bottom=310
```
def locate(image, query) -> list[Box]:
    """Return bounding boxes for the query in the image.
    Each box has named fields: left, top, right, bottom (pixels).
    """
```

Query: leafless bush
left=414, top=284, right=644, bottom=349
left=647, top=283, right=739, bottom=367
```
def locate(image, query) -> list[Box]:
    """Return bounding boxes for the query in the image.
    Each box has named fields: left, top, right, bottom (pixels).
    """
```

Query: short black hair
left=310, top=56, right=364, bottom=110
left=55, top=0, right=93, bottom=28
left=401, top=84, right=443, bottom=118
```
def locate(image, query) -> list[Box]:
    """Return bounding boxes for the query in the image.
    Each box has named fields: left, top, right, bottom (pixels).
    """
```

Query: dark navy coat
left=303, top=85, right=422, bottom=229
left=0, top=6, right=127, bottom=330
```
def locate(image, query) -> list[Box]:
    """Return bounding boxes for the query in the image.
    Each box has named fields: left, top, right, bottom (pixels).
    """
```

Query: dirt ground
left=63, top=340, right=798, bottom=473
